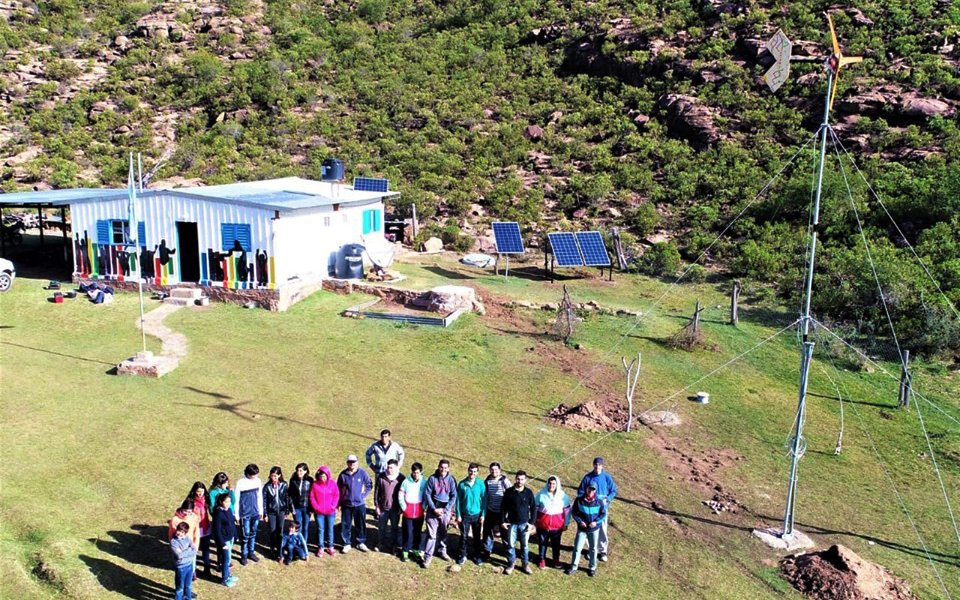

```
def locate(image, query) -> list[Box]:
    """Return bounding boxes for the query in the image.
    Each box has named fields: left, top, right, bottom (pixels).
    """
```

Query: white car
left=0, top=257, right=15, bottom=292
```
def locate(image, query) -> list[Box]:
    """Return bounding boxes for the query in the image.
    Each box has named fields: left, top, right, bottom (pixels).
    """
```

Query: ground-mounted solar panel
left=492, top=222, right=524, bottom=254
left=353, top=177, right=389, bottom=193
left=576, top=231, right=611, bottom=266
left=548, top=232, right=584, bottom=267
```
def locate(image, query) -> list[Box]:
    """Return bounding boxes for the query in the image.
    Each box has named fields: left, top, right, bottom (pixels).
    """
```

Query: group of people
left=167, top=429, right=618, bottom=599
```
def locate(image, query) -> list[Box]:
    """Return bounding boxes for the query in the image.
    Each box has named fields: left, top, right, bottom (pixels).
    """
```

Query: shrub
left=637, top=242, right=681, bottom=277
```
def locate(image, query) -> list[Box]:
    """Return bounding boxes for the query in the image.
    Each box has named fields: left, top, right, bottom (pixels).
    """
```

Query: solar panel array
left=547, top=230, right=610, bottom=268
left=576, top=231, right=611, bottom=266
left=548, top=232, right=583, bottom=267
left=353, top=177, right=389, bottom=193
left=492, top=222, right=524, bottom=254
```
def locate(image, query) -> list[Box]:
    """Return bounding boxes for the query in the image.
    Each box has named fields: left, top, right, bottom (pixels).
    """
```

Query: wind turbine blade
left=839, top=56, right=863, bottom=66
left=827, top=14, right=841, bottom=57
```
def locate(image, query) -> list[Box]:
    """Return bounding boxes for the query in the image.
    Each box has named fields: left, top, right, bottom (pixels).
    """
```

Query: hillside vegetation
left=1, top=0, right=959, bottom=354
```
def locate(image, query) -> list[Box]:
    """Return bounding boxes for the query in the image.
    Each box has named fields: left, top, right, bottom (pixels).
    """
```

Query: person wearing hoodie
left=170, top=521, right=197, bottom=600
left=185, top=482, right=212, bottom=579
left=309, top=465, right=340, bottom=557
left=208, top=472, right=236, bottom=573
left=234, top=464, right=264, bottom=566
left=337, top=454, right=373, bottom=553
left=211, top=492, right=239, bottom=587
left=262, top=466, right=290, bottom=561
left=535, top=476, right=571, bottom=569
left=577, top=457, right=618, bottom=562
left=373, top=459, right=405, bottom=553
left=398, top=462, right=427, bottom=562
left=365, top=428, right=406, bottom=474
left=288, top=463, right=313, bottom=549
left=421, top=459, right=457, bottom=568
left=566, top=482, right=607, bottom=577
left=455, top=463, right=487, bottom=566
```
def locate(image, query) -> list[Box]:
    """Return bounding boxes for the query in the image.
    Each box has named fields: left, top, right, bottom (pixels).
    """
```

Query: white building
left=3, top=176, right=397, bottom=309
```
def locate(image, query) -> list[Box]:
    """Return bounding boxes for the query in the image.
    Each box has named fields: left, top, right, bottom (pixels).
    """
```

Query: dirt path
left=138, top=304, right=187, bottom=360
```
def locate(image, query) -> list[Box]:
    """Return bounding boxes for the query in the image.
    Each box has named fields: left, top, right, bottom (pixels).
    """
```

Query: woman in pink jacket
left=309, top=465, right=340, bottom=556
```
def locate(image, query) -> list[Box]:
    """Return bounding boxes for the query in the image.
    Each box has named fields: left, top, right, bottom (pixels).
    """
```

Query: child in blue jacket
left=281, top=521, right=308, bottom=565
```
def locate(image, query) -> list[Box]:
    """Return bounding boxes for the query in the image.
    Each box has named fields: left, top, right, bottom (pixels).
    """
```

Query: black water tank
left=335, top=244, right=365, bottom=279
left=321, top=158, right=345, bottom=181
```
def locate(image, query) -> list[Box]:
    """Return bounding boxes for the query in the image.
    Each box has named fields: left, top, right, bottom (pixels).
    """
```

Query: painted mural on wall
left=75, top=220, right=275, bottom=290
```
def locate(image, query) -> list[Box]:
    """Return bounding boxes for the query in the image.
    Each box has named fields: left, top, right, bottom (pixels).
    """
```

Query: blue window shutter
left=96, top=220, right=110, bottom=243
left=373, top=209, right=381, bottom=232
left=138, top=221, right=146, bottom=247
left=236, top=224, right=251, bottom=251
left=221, top=223, right=251, bottom=251
left=362, top=210, right=372, bottom=235
left=221, top=223, right=235, bottom=251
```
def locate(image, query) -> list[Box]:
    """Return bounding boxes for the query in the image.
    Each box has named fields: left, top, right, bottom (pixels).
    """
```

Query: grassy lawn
left=1, top=258, right=957, bottom=599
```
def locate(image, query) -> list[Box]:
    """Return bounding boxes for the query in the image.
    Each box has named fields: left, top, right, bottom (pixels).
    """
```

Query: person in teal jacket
left=455, top=463, right=487, bottom=565
left=566, top=483, right=607, bottom=577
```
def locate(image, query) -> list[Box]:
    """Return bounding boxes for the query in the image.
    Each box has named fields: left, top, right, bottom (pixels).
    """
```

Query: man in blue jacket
left=338, top=454, right=373, bottom=553
left=577, top=457, right=617, bottom=562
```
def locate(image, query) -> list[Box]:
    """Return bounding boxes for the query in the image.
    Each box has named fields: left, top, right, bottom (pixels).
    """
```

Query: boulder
left=411, top=286, right=482, bottom=314
left=658, top=94, right=721, bottom=149
left=420, top=236, right=443, bottom=254
left=524, top=124, right=544, bottom=140
left=899, top=96, right=954, bottom=119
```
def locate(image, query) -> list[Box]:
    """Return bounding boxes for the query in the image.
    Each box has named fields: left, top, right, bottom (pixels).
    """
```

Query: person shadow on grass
left=78, top=555, right=172, bottom=600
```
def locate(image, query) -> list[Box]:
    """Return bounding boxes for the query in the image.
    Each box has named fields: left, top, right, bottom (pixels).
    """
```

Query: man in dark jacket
left=421, top=459, right=457, bottom=568
left=373, top=459, right=405, bottom=553
left=501, top=470, right=536, bottom=575
left=337, top=454, right=373, bottom=553
left=566, top=483, right=607, bottom=577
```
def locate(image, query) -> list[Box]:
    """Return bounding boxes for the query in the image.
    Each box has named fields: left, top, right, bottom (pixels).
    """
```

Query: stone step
left=163, top=297, right=194, bottom=306
left=170, top=287, right=202, bottom=300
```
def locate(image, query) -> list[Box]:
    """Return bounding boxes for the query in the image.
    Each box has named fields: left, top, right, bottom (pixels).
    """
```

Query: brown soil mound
left=547, top=399, right=628, bottom=432
left=780, top=545, right=917, bottom=600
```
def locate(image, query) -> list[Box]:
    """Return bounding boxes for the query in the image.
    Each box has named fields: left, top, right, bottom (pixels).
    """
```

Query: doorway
left=175, top=221, right=200, bottom=283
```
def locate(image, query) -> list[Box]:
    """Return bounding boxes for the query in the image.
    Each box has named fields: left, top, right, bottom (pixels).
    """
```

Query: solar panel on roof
left=353, top=177, right=389, bottom=193
left=548, top=232, right=583, bottom=267
left=492, top=222, right=524, bottom=254
left=576, top=231, right=611, bottom=266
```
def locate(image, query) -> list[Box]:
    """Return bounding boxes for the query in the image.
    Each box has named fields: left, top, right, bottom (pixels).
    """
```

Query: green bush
left=637, top=242, right=681, bottom=277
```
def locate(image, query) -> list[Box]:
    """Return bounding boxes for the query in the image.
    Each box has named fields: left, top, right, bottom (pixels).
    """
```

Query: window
left=97, top=219, right=144, bottom=246
left=343, top=214, right=348, bottom=224
left=111, top=221, right=129, bottom=244
left=221, top=223, right=252, bottom=251
left=323, top=216, right=331, bottom=227
left=362, top=209, right=382, bottom=234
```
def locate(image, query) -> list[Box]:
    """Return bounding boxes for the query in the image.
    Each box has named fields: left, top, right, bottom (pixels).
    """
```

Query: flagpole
left=135, top=153, right=147, bottom=354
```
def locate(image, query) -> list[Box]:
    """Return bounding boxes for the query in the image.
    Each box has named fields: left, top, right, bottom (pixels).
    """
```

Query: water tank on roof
left=321, top=158, right=345, bottom=182
left=335, top=244, right=365, bottom=279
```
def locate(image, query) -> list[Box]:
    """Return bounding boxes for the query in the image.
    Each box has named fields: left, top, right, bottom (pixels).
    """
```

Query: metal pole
left=782, top=69, right=833, bottom=538
left=137, top=153, right=147, bottom=354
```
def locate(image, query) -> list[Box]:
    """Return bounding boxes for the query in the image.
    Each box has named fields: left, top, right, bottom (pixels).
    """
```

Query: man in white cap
left=338, top=454, right=372, bottom=553
left=577, top=457, right=617, bottom=562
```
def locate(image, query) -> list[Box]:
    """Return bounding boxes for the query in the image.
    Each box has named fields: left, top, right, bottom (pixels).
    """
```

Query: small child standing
left=281, top=521, right=308, bottom=565
left=171, top=522, right=197, bottom=600
left=212, top=493, right=239, bottom=588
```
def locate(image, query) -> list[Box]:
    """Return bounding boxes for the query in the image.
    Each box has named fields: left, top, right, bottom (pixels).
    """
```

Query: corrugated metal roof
left=0, top=188, right=127, bottom=206
left=0, top=177, right=397, bottom=212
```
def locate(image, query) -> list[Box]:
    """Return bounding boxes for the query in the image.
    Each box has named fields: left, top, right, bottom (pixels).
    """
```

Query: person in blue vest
left=577, top=457, right=617, bottom=562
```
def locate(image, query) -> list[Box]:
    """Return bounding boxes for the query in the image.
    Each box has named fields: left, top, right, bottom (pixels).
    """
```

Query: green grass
left=1, top=261, right=957, bottom=599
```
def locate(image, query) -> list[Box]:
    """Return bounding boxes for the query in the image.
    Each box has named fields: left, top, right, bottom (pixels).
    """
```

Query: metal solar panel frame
left=492, top=221, right=524, bottom=254
left=548, top=232, right=584, bottom=267
left=353, top=177, right=389, bottom=193
left=576, top=231, right=611, bottom=267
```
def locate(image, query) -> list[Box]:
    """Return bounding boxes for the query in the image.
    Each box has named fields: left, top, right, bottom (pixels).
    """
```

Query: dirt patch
left=31, top=553, right=65, bottom=591
left=547, top=400, right=628, bottom=432
left=647, top=435, right=745, bottom=514
left=780, top=544, right=917, bottom=600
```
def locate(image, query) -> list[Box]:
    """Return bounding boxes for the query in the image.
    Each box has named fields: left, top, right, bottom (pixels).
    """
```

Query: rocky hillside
left=1, top=0, right=958, bottom=353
